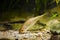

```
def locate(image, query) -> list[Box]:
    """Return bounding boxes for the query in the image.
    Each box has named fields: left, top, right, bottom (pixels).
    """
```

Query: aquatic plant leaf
left=50, top=13, right=58, bottom=19
left=55, top=0, right=60, bottom=4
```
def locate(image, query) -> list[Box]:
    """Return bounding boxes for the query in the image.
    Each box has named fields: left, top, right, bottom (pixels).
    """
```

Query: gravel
left=0, top=30, right=51, bottom=40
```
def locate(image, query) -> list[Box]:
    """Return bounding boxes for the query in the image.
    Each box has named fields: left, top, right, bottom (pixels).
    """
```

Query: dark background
left=0, top=0, right=59, bottom=21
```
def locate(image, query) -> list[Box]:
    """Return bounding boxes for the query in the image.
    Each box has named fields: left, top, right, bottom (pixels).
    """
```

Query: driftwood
left=0, top=20, right=25, bottom=31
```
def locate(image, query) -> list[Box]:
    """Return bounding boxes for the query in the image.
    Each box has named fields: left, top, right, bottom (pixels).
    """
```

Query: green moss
left=11, top=23, right=23, bottom=30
